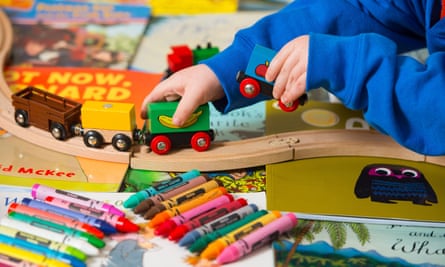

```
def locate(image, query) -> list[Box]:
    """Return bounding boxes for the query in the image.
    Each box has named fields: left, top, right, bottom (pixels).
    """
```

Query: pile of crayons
left=0, top=183, right=139, bottom=267
left=125, top=169, right=298, bottom=265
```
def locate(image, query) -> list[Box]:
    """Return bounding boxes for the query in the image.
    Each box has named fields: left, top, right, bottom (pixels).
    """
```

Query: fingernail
left=172, top=117, right=183, bottom=127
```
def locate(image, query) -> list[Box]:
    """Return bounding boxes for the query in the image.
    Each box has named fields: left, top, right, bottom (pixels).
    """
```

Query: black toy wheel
left=83, top=130, right=104, bottom=148
left=50, top=122, right=67, bottom=140
left=112, top=134, right=132, bottom=152
left=14, top=109, right=29, bottom=127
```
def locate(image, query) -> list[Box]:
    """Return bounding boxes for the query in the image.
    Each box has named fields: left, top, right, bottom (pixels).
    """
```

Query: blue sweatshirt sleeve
left=202, top=0, right=427, bottom=114
left=307, top=31, right=445, bottom=155
left=202, top=0, right=445, bottom=155
left=202, top=0, right=372, bottom=113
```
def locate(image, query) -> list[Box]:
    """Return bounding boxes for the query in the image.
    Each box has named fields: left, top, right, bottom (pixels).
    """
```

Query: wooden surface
left=1, top=9, right=444, bottom=172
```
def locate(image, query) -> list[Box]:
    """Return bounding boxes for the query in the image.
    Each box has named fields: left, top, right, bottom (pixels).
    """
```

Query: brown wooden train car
left=11, top=86, right=82, bottom=140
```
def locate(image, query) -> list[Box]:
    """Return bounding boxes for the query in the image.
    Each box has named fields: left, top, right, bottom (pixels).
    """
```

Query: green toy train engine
left=143, top=101, right=215, bottom=155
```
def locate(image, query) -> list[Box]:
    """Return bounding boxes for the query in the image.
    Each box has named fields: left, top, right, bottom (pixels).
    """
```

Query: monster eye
left=374, top=167, right=392, bottom=176
left=401, top=169, right=419, bottom=178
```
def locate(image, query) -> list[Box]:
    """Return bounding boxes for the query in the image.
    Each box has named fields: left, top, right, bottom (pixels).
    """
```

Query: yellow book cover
left=148, top=0, right=238, bottom=16
left=0, top=129, right=127, bottom=191
left=266, top=156, right=445, bottom=226
left=265, top=98, right=371, bottom=134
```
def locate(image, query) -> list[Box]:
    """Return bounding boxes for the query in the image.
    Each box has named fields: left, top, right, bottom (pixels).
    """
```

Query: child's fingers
left=172, top=91, right=203, bottom=127
left=272, top=51, right=299, bottom=99
left=281, top=71, right=306, bottom=105
left=266, top=44, right=290, bottom=83
left=140, top=80, right=181, bottom=118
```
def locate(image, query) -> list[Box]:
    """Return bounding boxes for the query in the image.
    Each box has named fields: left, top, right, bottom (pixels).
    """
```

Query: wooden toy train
left=164, top=43, right=219, bottom=79
left=11, top=86, right=214, bottom=155
left=236, top=44, right=308, bottom=112
left=9, top=45, right=305, bottom=156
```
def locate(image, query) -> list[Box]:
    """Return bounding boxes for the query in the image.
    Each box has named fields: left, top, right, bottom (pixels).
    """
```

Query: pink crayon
left=32, top=184, right=124, bottom=217
left=155, top=194, right=234, bottom=237
left=44, top=196, right=139, bottom=233
left=216, top=213, right=298, bottom=265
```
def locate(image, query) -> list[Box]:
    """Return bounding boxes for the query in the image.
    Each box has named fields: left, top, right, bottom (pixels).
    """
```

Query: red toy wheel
left=150, top=135, right=172, bottom=155
left=190, top=132, right=211, bottom=152
left=239, top=78, right=261, bottom=98
left=278, top=100, right=299, bottom=112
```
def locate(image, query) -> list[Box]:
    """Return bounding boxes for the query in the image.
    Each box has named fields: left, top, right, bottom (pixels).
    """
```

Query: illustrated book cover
left=0, top=128, right=128, bottom=192
left=273, top=218, right=445, bottom=267
left=266, top=156, right=445, bottom=227
left=3, top=0, right=151, bottom=69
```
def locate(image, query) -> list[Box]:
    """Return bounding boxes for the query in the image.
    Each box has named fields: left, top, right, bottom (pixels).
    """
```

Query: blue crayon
left=21, top=198, right=116, bottom=235
left=0, top=233, right=86, bottom=267
left=123, top=169, right=200, bottom=208
left=179, top=204, right=258, bottom=247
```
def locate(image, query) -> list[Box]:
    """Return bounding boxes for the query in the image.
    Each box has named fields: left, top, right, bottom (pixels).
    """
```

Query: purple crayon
left=216, top=213, right=297, bottom=264
left=21, top=198, right=117, bottom=235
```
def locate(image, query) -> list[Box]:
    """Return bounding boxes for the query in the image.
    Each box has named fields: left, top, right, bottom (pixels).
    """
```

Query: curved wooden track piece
left=0, top=9, right=13, bottom=107
left=132, top=129, right=444, bottom=172
left=1, top=9, right=444, bottom=172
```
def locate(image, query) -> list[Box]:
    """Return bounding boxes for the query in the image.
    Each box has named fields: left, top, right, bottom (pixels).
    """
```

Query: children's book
left=0, top=128, right=128, bottom=191
left=266, top=156, right=445, bottom=227
left=3, top=0, right=151, bottom=69
left=273, top=218, right=445, bottom=267
left=131, top=11, right=271, bottom=73
left=265, top=98, right=370, bottom=134
left=147, top=0, right=238, bottom=16
left=120, top=166, right=267, bottom=194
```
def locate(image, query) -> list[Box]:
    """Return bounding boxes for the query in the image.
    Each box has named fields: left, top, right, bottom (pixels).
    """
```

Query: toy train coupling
left=71, top=123, right=83, bottom=137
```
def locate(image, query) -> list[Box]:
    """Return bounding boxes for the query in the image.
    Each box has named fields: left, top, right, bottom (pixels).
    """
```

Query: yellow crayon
left=200, top=210, right=282, bottom=260
left=148, top=187, right=227, bottom=228
left=161, top=179, right=220, bottom=209
left=143, top=179, right=220, bottom=219
left=0, top=243, right=71, bottom=267
left=0, top=251, right=40, bottom=267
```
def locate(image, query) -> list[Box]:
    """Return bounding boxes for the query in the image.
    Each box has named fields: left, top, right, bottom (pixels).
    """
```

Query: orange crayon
left=148, top=187, right=227, bottom=228
left=142, top=179, right=220, bottom=220
left=200, top=211, right=282, bottom=260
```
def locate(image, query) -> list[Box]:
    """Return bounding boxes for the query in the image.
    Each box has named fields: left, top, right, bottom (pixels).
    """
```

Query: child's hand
left=265, top=35, right=309, bottom=106
left=140, top=64, right=225, bottom=126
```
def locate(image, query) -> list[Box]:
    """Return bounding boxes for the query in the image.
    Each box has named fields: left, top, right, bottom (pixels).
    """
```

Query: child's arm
left=306, top=31, right=445, bottom=155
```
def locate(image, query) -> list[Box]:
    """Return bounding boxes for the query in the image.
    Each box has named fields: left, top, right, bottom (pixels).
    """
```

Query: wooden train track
left=1, top=9, right=444, bottom=172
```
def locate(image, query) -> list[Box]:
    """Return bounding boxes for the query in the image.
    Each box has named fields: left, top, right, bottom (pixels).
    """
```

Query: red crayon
left=7, top=202, right=104, bottom=238
left=168, top=198, right=247, bottom=242
left=155, top=193, right=234, bottom=237
left=44, top=196, right=139, bottom=233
